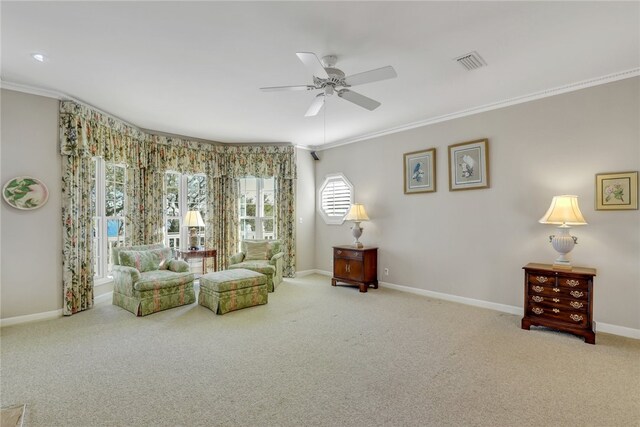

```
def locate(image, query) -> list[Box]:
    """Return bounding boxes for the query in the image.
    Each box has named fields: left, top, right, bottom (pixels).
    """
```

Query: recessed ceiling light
left=31, top=53, right=45, bottom=62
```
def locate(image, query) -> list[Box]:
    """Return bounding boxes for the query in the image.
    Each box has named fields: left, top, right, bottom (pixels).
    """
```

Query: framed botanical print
left=448, top=139, right=489, bottom=191
left=403, top=148, right=436, bottom=194
left=595, top=171, right=638, bottom=210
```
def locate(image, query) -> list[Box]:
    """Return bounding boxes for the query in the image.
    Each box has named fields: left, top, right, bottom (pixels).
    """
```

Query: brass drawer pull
left=532, top=307, right=544, bottom=315
left=570, top=314, right=584, bottom=322
left=566, top=279, right=580, bottom=287
left=532, top=285, right=544, bottom=293
left=337, top=250, right=342, bottom=254
left=552, top=308, right=560, bottom=313
left=532, top=296, right=544, bottom=302
left=536, top=276, right=549, bottom=283
left=553, top=288, right=560, bottom=293
left=553, top=298, right=560, bottom=303
left=570, top=301, right=584, bottom=309
left=570, top=291, right=584, bottom=298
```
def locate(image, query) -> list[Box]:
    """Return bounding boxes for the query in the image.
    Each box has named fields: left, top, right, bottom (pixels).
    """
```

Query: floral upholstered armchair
left=111, top=243, right=195, bottom=316
left=228, top=240, right=284, bottom=292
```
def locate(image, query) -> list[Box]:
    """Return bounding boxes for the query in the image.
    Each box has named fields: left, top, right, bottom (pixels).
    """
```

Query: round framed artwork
left=2, top=176, right=49, bottom=210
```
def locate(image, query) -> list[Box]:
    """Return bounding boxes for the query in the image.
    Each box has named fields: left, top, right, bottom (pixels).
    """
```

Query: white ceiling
left=2, top=2, right=639, bottom=148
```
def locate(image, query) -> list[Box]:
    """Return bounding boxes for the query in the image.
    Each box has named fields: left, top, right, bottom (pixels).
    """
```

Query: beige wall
left=295, top=147, right=316, bottom=272
left=314, top=77, right=640, bottom=330
left=1, top=90, right=62, bottom=318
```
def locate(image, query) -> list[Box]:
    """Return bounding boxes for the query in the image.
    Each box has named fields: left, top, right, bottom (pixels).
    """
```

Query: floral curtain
left=210, top=175, right=239, bottom=271
left=60, top=101, right=297, bottom=315
left=276, top=177, right=296, bottom=277
left=222, top=145, right=297, bottom=277
left=60, top=153, right=94, bottom=315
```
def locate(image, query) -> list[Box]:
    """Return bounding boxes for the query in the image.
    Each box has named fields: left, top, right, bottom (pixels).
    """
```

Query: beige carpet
left=1, top=274, right=638, bottom=426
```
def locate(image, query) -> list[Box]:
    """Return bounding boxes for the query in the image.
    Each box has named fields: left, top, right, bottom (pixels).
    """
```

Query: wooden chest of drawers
left=522, top=263, right=596, bottom=344
left=331, top=246, right=378, bottom=293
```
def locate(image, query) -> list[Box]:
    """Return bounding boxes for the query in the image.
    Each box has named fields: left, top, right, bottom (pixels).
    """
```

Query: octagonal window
left=318, top=173, right=354, bottom=225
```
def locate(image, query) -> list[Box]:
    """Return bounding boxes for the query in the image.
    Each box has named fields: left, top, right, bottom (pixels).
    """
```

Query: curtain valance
left=223, top=145, right=296, bottom=179
left=59, top=101, right=147, bottom=168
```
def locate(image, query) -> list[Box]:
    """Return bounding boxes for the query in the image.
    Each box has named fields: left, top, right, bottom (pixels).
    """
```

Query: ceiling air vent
left=455, top=51, right=486, bottom=71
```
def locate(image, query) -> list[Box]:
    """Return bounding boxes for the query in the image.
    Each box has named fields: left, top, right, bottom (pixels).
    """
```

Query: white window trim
left=318, top=173, right=354, bottom=225
left=238, top=177, right=276, bottom=243
left=164, top=172, right=207, bottom=251
left=93, top=158, right=126, bottom=280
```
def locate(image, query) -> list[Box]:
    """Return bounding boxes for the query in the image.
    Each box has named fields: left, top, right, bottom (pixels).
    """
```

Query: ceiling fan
left=260, top=52, right=397, bottom=117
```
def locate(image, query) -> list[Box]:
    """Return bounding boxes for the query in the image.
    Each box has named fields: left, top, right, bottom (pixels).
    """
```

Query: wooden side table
left=522, top=263, right=596, bottom=344
left=331, top=246, right=378, bottom=293
left=176, top=249, right=217, bottom=274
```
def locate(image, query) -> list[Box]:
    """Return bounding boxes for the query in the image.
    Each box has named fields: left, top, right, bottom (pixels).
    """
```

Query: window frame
left=92, top=157, right=127, bottom=281
left=238, top=177, right=276, bottom=244
left=318, top=173, right=354, bottom=225
left=164, top=172, right=207, bottom=251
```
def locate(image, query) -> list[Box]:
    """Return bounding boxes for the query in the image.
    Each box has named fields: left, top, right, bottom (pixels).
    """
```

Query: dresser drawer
left=527, top=306, right=588, bottom=327
left=333, top=248, right=362, bottom=260
left=557, top=277, right=589, bottom=290
left=528, top=284, right=588, bottom=300
left=528, top=273, right=555, bottom=286
left=529, top=295, right=587, bottom=312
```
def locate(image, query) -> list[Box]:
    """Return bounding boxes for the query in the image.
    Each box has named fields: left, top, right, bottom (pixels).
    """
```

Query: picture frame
left=448, top=138, right=489, bottom=191
left=2, top=176, right=49, bottom=210
left=595, top=171, right=638, bottom=210
left=403, top=148, right=436, bottom=194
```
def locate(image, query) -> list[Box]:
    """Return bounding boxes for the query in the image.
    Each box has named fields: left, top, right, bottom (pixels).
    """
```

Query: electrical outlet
left=384, top=268, right=389, bottom=276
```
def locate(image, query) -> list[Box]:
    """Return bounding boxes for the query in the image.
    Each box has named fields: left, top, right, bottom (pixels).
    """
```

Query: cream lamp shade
left=183, top=210, right=204, bottom=250
left=539, top=195, right=587, bottom=270
left=345, top=203, right=370, bottom=222
left=539, top=195, right=587, bottom=225
left=345, top=203, right=369, bottom=248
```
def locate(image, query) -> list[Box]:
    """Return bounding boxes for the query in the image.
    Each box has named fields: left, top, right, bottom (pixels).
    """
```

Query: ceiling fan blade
left=305, top=94, right=325, bottom=117
left=337, top=89, right=381, bottom=111
left=260, top=85, right=316, bottom=92
left=343, top=66, right=397, bottom=86
left=296, top=52, right=329, bottom=79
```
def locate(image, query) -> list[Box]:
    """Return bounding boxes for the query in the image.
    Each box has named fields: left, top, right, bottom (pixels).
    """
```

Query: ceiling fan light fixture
left=263, top=51, right=397, bottom=116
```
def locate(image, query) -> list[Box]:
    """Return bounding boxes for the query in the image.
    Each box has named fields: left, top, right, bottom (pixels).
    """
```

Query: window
left=318, top=173, right=353, bottom=224
left=164, top=172, right=207, bottom=251
left=92, top=158, right=126, bottom=280
left=238, top=177, right=276, bottom=243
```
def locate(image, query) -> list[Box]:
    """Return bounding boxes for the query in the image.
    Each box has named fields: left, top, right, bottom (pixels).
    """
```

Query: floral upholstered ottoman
left=198, top=269, right=267, bottom=315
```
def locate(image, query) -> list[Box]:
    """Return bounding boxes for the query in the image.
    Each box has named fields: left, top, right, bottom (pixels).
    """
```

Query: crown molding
left=1, top=80, right=68, bottom=100
left=312, top=68, right=640, bottom=151
left=5, top=68, right=638, bottom=153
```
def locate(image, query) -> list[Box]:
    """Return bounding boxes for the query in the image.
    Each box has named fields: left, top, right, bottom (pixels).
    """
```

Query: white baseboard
left=1, top=293, right=113, bottom=327
left=595, top=322, right=640, bottom=339
left=294, top=270, right=316, bottom=277
left=0, top=309, right=62, bottom=327
left=321, top=271, right=640, bottom=340
left=379, top=280, right=523, bottom=316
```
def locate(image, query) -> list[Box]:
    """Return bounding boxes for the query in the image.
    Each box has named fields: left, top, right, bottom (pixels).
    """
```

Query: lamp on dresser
left=539, top=195, right=587, bottom=270
left=344, top=203, right=369, bottom=248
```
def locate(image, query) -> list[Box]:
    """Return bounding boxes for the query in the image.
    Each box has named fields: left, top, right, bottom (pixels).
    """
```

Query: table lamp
left=539, top=195, right=587, bottom=270
left=183, top=210, right=205, bottom=250
left=345, top=203, right=370, bottom=248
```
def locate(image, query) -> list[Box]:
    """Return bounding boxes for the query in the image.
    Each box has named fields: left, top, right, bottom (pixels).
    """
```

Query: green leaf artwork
left=2, top=176, right=49, bottom=210
left=604, top=183, right=625, bottom=203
